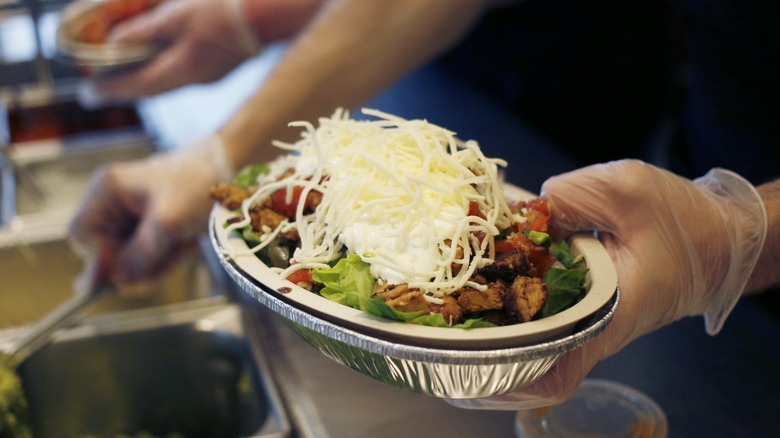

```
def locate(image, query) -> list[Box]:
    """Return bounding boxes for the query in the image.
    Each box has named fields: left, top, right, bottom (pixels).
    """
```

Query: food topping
left=77, top=0, right=163, bottom=44
left=0, top=355, right=31, bottom=438
left=212, top=109, right=589, bottom=327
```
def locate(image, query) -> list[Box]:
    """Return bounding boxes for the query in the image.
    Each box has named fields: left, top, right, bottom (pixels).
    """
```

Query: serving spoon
left=7, top=283, right=113, bottom=365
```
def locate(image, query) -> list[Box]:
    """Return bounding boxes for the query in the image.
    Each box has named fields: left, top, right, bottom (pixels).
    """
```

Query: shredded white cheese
left=225, top=108, right=517, bottom=296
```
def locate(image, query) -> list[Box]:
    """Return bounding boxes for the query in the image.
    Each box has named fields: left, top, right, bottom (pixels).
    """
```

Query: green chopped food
left=525, top=229, right=551, bottom=246
left=0, top=355, right=31, bottom=438
left=233, top=163, right=269, bottom=188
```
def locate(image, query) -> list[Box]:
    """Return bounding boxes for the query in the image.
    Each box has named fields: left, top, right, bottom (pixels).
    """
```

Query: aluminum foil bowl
left=225, top=260, right=618, bottom=399
left=210, top=184, right=618, bottom=350
left=55, top=0, right=162, bottom=76
left=209, top=189, right=620, bottom=399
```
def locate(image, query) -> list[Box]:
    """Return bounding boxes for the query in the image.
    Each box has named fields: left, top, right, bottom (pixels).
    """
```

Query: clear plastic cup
left=515, top=378, right=668, bottom=438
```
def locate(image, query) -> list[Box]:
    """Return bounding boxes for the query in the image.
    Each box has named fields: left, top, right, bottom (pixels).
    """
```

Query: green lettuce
left=550, top=240, right=585, bottom=269
left=364, top=297, right=425, bottom=322
left=538, top=240, right=589, bottom=318
left=234, top=164, right=269, bottom=188
left=539, top=267, right=589, bottom=318
left=313, top=254, right=376, bottom=312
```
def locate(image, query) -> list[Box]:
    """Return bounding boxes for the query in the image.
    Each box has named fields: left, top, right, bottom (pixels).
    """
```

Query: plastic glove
left=83, top=0, right=263, bottom=102
left=447, top=159, right=767, bottom=410
left=68, top=135, right=233, bottom=291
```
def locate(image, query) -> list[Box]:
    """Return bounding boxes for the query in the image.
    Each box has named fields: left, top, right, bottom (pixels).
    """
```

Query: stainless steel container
left=3, top=298, right=291, bottom=438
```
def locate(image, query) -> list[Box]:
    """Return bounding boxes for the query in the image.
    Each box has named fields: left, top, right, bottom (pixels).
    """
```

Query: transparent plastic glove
left=448, top=159, right=767, bottom=410
left=83, top=0, right=262, bottom=102
left=68, top=135, right=233, bottom=291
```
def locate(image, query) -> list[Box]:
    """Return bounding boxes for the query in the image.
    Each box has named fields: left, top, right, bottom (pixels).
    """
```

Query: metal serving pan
left=1, top=297, right=292, bottom=438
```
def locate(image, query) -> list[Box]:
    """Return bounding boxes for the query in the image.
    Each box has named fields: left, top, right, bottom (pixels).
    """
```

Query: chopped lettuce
left=536, top=240, right=589, bottom=318
left=364, top=297, right=424, bottom=322
left=241, top=225, right=263, bottom=244
left=0, top=355, right=31, bottom=438
left=234, top=164, right=270, bottom=188
left=550, top=240, right=585, bottom=269
left=313, top=254, right=376, bottom=312
left=539, top=267, right=589, bottom=318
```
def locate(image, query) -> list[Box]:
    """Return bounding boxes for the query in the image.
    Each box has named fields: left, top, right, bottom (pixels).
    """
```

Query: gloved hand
left=448, top=159, right=767, bottom=409
left=68, top=135, right=234, bottom=291
left=83, top=0, right=263, bottom=102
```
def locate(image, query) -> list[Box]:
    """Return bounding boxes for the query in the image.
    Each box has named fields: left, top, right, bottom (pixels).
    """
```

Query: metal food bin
left=1, top=296, right=291, bottom=437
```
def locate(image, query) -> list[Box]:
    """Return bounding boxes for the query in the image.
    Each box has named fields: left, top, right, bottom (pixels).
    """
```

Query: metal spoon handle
left=10, top=283, right=112, bottom=363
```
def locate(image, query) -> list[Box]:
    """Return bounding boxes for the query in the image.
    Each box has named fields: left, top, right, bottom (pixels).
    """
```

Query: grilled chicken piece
left=244, top=206, right=298, bottom=241
left=383, top=290, right=430, bottom=314
left=374, top=283, right=411, bottom=300
left=457, top=283, right=505, bottom=313
left=374, top=283, right=430, bottom=313
left=376, top=284, right=462, bottom=322
left=306, top=190, right=324, bottom=211
left=504, top=276, right=548, bottom=323
left=479, top=248, right=531, bottom=283
left=250, top=206, right=286, bottom=232
left=428, top=295, right=463, bottom=325
left=210, top=183, right=255, bottom=210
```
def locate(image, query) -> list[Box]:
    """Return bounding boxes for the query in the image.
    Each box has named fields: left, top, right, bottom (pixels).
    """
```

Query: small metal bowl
left=209, top=200, right=620, bottom=399
left=55, top=0, right=162, bottom=76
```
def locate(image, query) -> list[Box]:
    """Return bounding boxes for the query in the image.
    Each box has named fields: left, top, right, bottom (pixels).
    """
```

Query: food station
left=2, top=1, right=780, bottom=437
left=1, top=1, right=291, bottom=436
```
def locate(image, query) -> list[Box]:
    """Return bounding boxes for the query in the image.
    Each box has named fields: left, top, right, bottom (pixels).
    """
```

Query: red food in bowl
left=78, top=0, right=162, bottom=44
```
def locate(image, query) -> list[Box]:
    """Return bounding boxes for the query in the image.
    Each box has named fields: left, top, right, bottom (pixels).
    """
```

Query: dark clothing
left=676, top=0, right=780, bottom=185
left=443, top=0, right=780, bottom=185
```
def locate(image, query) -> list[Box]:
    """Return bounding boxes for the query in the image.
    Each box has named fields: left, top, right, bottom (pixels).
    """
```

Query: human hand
left=83, top=0, right=262, bottom=102
left=68, top=136, right=233, bottom=291
left=448, top=159, right=767, bottom=409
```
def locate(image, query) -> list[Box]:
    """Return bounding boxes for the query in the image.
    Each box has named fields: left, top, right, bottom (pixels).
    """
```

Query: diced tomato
left=465, top=201, right=490, bottom=246
left=271, top=186, right=305, bottom=219
left=494, top=238, right=517, bottom=254
left=286, top=269, right=312, bottom=286
left=468, top=201, right=486, bottom=220
left=528, top=247, right=556, bottom=276
left=271, top=185, right=323, bottom=219
left=524, top=209, right=549, bottom=233
left=494, top=231, right=556, bottom=275
left=80, top=0, right=161, bottom=43
left=514, top=234, right=556, bottom=275
left=526, top=198, right=550, bottom=216
left=521, top=199, right=550, bottom=233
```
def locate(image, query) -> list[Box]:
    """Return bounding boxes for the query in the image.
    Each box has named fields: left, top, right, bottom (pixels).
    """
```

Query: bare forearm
left=241, top=0, right=516, bottom=43
left=745, top=178, right=780, bottom=294
left=242, top=0, right=323, bottom=43
left=219, top=0, right=493, bottom=167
